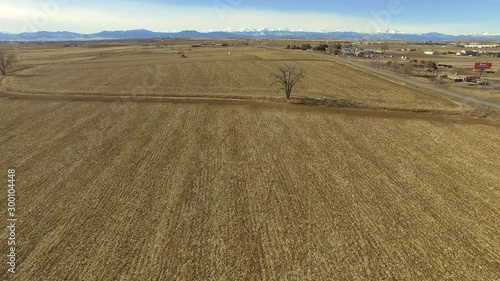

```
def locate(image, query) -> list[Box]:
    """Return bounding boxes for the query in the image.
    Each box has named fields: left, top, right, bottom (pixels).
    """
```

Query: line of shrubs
left=285, top=43, right=343, bottom=52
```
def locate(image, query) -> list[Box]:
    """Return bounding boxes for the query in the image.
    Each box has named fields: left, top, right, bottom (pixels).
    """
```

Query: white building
left=456, top=50, right=479, bottom=56
left=424, top=51, right=440, bottom=55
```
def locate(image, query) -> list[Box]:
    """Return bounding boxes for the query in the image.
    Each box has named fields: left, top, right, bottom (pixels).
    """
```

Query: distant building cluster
left=464, top=43, right=500, bottom=48
left=190, top=42, right=242, bottom=48
left=341, top=48, right=378, bottom=57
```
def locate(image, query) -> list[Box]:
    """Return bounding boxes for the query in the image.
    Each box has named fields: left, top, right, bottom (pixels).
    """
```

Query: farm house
left=447, top=75, right=464, bottom=82
left=457, top=50, right=479, bottom=56
left=342, top=48, right=355, bottom=56
left=464, top=75, right=480, bottom=82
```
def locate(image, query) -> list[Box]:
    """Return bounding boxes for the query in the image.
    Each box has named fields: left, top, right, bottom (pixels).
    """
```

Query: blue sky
left=1, top=0, right=499, bottom=35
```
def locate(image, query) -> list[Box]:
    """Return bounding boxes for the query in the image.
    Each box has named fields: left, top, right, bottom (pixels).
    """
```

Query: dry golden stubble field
left=0, top=97, right=499, bottom=280
left=1, top=45, right=470, bottom=112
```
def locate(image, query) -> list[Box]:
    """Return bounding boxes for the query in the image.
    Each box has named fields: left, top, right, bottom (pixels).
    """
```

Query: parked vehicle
left=476, top=81, right=489, bottom=85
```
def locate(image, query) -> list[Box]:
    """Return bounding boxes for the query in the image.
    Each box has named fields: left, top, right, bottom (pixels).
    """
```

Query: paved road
left=332, top=57, right=500, bottom=111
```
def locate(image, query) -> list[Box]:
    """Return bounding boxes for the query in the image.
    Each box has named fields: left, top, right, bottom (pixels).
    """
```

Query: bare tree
left=0, top=49, right=17, bottom=75
left=380, top=42, right=389, bottom=54
left=270, top=64, right=305, bottom=99
left=404, top=64, right=414, bottom=78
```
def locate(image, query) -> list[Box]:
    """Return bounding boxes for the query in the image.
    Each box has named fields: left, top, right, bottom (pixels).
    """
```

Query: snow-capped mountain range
left=1, top=29, right=500, bottom=41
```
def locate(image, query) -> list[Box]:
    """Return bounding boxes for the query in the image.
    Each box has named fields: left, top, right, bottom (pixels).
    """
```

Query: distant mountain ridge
left=1, top=29, right=500, bottom=41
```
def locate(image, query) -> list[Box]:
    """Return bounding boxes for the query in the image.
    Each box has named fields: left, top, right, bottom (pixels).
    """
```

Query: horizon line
left=1, top=28, right=500, bottom=37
